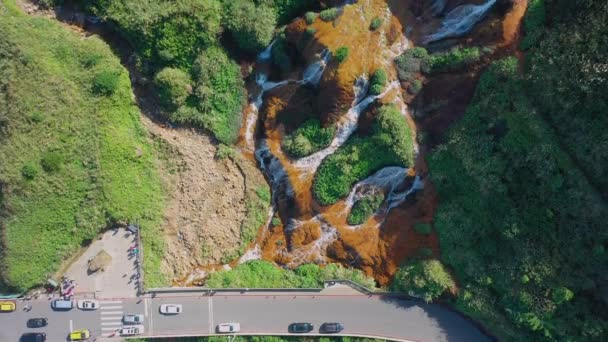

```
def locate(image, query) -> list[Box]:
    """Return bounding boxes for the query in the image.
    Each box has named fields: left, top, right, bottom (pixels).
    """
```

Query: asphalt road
left=0, top=292, right=491, bottom=342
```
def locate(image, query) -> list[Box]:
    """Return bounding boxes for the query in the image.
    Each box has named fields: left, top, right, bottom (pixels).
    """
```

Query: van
left=51, top=299, right=73, bottom=310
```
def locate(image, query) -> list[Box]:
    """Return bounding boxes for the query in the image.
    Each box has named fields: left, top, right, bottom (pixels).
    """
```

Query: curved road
left=0, top=287, right=491, bottom=342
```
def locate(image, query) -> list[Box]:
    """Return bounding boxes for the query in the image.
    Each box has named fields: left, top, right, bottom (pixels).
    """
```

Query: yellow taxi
left=69, top=329, right=90, bottom=341
left=0, top=301, right=16, bottom=312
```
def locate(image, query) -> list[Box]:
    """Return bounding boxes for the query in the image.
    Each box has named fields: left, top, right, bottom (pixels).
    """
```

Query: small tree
left=154, top=67, right=192, bottom=110
left=369, top=69, right=387, bottom=95
left=21, top=162, right=39, bottom=180
left=319, top=8, right=338, bottom=22
left=305, top=11, right=316, bottom=24
left=224, top=0, right=277, bottom=54
left=335, top=46, right=349, bottom=64
left=393, top=259, right=454, bottom=302
left=370, top=17, right=382, bottom=30
left=40, top=151, right=64, bottom=173
left=552, top=287, right=574, bottom=305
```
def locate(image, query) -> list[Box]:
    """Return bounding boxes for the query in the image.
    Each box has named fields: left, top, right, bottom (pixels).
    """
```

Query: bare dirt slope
left=142, top=117, right=248, bottom=281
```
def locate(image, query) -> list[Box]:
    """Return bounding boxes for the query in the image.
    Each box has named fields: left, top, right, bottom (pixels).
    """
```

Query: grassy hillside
left=427, top=0, right=608, bottom=337
left=0, top=1, right=164, bottom=290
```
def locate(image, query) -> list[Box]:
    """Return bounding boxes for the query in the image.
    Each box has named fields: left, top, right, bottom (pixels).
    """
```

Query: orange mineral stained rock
left=228, top=0, right=528, bottom=287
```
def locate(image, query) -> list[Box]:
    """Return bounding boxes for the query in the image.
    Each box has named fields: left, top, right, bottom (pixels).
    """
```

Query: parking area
left=63, top=227, right=140, bottom=298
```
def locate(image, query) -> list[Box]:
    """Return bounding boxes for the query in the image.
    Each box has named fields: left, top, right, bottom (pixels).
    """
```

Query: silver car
left=120, top=325, right=144, bottom=336
left=76, top=299, right=99, bottom=310
left=159, top=304, right=182, bottom=315
left=122, top=314, right=144, bottom=324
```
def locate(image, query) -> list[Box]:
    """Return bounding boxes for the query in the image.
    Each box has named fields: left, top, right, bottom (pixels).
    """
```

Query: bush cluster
left=154, top=67, right=192, bottom=110
left=334, top=46, right=349, bottom=64
left=282, top=119, right=335, bottom=158
left=223, top=0, right=277, bottom=54
left=426, top=47, right=481, bottom=73
left=305, top=11, right=317, bottom=24
left=369, top=69, right=387, bottom=95
left=370, top=17, right=382, bottom=31
left=395, top=47, right=428, bottom=83
left=319, top=8, right=339, bottom=22
left=393, top=259, right=454, bottom=302
left=92, top=69, right=120, bottom=95
left=520, top=0, right=546, bottom=50
left=347, top=193, right=384, bottom=225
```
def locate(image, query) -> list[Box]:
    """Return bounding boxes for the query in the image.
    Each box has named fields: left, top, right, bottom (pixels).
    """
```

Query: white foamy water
left=286, top=218, right=338, bottom=267
left=300, top=49, right=331, bottom=86
left=430, top=0, right=448, bottom=16
left=257, top=39, right=276, bottom=62
left=424, top=0, right=496, bottom=44
left=238, top=244, right=261, bottom=264
left=294, top=80, right=400, bottom=172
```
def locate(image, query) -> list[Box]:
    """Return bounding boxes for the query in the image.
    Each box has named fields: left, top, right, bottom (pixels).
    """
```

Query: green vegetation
left=334, top=46, right=349, bottom=64
left=426, top=47, right=481, bottom=73
left=392, top=259, right=455, bottom=302
left=223, top=0, right=277, bottom=54
left=154, top=67, right=192, bottom=110
left=92, top=69, right=120, bottom=95
left=205, top=260, right=376, bottom=289
left=282, top=119, right=335, bottom=158
left=413, top=223, right=432, bottom=235
left=370, top=17, right=382, bottom=31
left=305, top=11, right=317, bottom=24
left=313, top=104, right=414, bottom=205
left=369, top=69, right=387, bottom=95
left=347, top=193, right=384, bottom=225
left=394, top=47, right=429, bottom=83
left=319, top=8, right=339, bottom=22
left=0, top=3, right=164, bottom=290
left=271, top=0, right=316, bottom=25
left=429, top=55, right=608, bottom=340
left=520, top=0, right=546, bottom=50
left=408, top=79, right=422, bottom=95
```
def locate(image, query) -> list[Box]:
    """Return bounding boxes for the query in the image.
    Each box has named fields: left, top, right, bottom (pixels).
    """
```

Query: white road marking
left=100, top=310, right=123, bottom=315
left=144, top=298, right=148, bottom=317
left=101, top=322, right=122, bottom=326
left=102, top=327, right=121, bottom=331
left=100, top=300, right=122, bottom=304
left=69, top=319, right=73, bottom=332
left=100, top=305, right=123, bottom=310
left=100, top=316, right=123, bottom=320
left=208, top=298, right=213, bottom=333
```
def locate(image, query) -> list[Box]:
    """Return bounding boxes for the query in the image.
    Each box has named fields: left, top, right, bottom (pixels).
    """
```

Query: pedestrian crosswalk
left=99, top=300, right=123, bottom=337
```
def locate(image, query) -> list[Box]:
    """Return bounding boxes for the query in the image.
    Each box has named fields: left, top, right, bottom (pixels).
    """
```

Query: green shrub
left=313, top=104, right=414, bottom=205
left=552, top=287, right=574, bottom=305
left=369, top=69, right=387, bottom=95
left=40, top=151, right=64, bottom=173
left=426, top=47, right=481, bottom=73
left=370, top=17, right=382, bottom=30
left=30, top=111, right=45, bottom=123
left=334, top=46, right=349, bottom=64
left=224, top=0, right=277, bottom=54
left=282, top=119, right=335, bottom=158
left=21, top=162, right=39, bottom=180
left=271, top=217, right=281, bottom=226
left=414, top=223, right=432, bottom=234
left=272, top=0, right=317, bottom=25
left=408, top=79, right=422, bottom=95
left=188, top=46, right=245, bottom=144
left=305, top=11, right=317, bottom=24
left=215, top=144, right=236, bottom=160
left=319, top=8, right=339, bottom=22
left=395, top=47, right=429, bottom=83
left=393, top=259, right=455, bottom=302
left=205, top=260, right=376, bottom=289
left=92, top=69, right=120, bottom=95
left=520, top=0, right=546, bottom=50
left=347, top=193, right=384, bottom=225
left=154, top=67, right=191, bottom=110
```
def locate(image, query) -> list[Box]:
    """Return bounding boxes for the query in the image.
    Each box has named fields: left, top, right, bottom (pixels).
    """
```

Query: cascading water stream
left=424, top=0, right=497, bottom=44
left=300, top=49, right=331, bottom=86
left=430, top=0, right=448, bottom=16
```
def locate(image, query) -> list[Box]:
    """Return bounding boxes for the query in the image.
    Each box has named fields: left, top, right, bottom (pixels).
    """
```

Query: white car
left=159, top=304, right=182, bottom=315
left=123, top=314, right=144, bottom=324
left=120, top=325, right=144, bottom=336
left=76, top=299, right=99, bottom=310
left=217, top=322, right=241, bottom=333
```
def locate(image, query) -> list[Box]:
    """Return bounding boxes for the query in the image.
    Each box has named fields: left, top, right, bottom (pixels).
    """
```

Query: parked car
left=289, top=322, right=314, bottom=333
left=77, top=299, right=99, bottom=310
left=68, top=329, right=90, bottom=341
left=159, top=303, right=182, bottom=315
left=123, top=313, right=144, bottom=324
left=20, top=333, right=46, bottom=342
left=320, top=322, right=344, bottom=333
left=217, top=322, right=241, bottom=333
left=27, top=318, right=48, bottom=328
left=51, top=299, right=73, bottom=311
left=0, top=300, right=16, bottom=312
left=120, top=325, right=144, bottom=336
